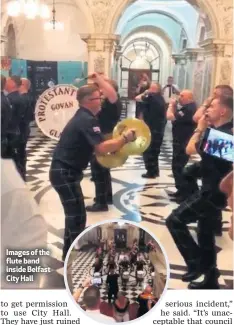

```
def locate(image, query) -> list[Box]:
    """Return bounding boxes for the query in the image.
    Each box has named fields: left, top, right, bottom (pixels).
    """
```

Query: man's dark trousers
left=91, top=156, right=112, bottom=205
left=172, top=139, right=190, bottom=193
left=49, top=162, right=86, bottom=260
left=143, top=126, right=165, bottom=176
left=166, top=189, right=224, bottom=273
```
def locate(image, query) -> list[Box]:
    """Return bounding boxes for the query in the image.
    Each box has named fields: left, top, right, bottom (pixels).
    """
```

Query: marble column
left=192, top=50, right=206, bottom=105
left=201, top=40, right=232, bottom=88
left=113, top=45, right=122, bottom=82
left=107, top=224, right=114, bottom=241
left=172, top=54, right=187, bottom=90
left=81, top=34, right=120, bottom=77
left=183, top=49, right=204, bottom=90
left=198, top=39, right=231, bottom=101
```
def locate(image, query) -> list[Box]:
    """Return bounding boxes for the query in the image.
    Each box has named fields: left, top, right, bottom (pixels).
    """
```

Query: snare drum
left=94, top=272, right=100, bottom=277
left=119, top=255, right=124, bottom=262
left=137, top=270, right=144, bottom=279
left=123, top=271, right=129, bottom=280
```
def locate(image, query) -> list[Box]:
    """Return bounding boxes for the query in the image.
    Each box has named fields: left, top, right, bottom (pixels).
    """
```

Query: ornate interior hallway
left=25, top=105, right=233, bottom=289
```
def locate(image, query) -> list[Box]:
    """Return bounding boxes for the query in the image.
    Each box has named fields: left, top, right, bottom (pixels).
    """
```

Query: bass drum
left=35, top=84, right=79, bottom=141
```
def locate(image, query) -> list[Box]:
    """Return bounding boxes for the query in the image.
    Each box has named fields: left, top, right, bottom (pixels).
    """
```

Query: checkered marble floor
left=72, top=249, right=155, bottom=304
left=25, top=122, right=233, bottom=290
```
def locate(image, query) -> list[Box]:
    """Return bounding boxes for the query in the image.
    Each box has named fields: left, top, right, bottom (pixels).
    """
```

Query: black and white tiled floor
left=72, top=249, right=156, bottom=303
left=26, top=117, right=233, bottom=289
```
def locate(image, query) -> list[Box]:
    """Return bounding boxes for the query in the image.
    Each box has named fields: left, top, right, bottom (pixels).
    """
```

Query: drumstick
left=74, top=74, right=98, bottom=84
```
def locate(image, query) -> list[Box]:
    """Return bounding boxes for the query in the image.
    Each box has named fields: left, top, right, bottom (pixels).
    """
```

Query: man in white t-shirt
left=162, top=76, right=180, bottom=105
left=1, top=159, right=47, bottom=288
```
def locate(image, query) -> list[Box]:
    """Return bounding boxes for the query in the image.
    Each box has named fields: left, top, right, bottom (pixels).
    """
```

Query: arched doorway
left=120, top=41, right=160, bottom=98
left=118, top=25, right=173, bottom=98
left=106, top=0, right=219, bottom=39
left=108, top=0, right=226, bottom=101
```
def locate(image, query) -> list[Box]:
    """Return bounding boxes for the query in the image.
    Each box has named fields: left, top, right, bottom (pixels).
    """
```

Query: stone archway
left=106, top=0, right=220, bottom=39
left=117, top=9, right=191, bottom=45
left=73, top=0, right=95, bottom=33
left=99, top=0, right=232, bottom=92
left=121, top=26, right=173, bottom=52
left=120, top=26, right=173, bottom=83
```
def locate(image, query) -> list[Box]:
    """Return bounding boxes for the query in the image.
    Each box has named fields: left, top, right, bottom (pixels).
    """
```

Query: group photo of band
left=66, top=222, right=167, bottom=322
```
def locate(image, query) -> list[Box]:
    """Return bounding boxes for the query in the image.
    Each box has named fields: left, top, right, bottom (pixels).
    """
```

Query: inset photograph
left=65, top=221, right=168, bottom=323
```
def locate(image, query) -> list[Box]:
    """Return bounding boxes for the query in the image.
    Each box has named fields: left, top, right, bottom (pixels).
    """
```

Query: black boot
left=168, top=190, right=183, bottom=198
left=182, top=269, right=203, bottom=282
left=86, top=203, right=108, bottom=212
left=93, top=197, right=113, bottom=205
left=142, top=172, right=159, bottom=179
left=188, top=268, right=220, bottom=289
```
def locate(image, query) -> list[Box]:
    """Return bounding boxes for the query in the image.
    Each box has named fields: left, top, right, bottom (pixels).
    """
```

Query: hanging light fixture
left=6, top=1, right=21, bottom=17
left=24, top=0, right=39, bottom=19
left=40, top=3, right=50, bottom=18
left=7, top=0, right=50, bottom=19
left=44, top=0, right=64, bottom=31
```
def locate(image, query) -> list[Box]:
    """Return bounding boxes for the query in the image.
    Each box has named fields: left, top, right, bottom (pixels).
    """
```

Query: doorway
left=139, top=229, right=145, bottom=249
left=114, top=229, right=127, bottom=249
left=128, top=69, right=151, bottom=99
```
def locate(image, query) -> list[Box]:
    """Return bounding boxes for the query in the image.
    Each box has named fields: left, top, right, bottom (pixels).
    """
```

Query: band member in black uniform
left=108, top=256, right=117, bottom=272
left=191, top=85, right=233, bottom=236
left=87, top=80, right=122, bottom=212
left=129, top=249, right=137, bottom=267
left=185, top=85, right=233, bottom=236
left=1, top=75, right=12, bottom=158
left=193, top=85, right=233, bottom=124
left=50, top=73, right=136, bottom=260
left=135, top=73, right=150, bottom=118
left=106, top=268, right=119, bottom=304
left=136, top=255, right=145, bottom=271
left=18, top=78, right=34, bottom=181
left=93, top=257, right=103, bottom=274
left=166, top=95, right=233, bottom=289
left=119, top=256, right=129, bottom=272
left=5, top=75, right=26, bottom=179
left=135, top=254, right=146, bottom=282
left=167, top=90, right=197, bottom=202
left=136, top=83, right=166, bottom=178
